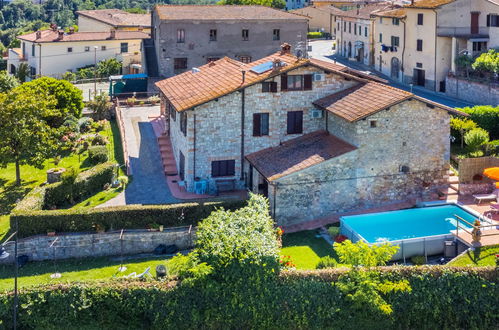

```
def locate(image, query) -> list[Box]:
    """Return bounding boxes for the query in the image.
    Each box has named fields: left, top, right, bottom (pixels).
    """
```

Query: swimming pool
left=340, top=204, right=480, bottom=260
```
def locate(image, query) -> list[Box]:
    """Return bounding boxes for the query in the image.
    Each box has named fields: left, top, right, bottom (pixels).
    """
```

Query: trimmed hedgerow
left=11, top=199, right=247, bottom=237
left=460, top=105, right=499, bottom=139
left=12, top=186, right=46, bottom=213
left=0, top=267, right=496, bottom=329
left=88, top=145, right=108, bottom=164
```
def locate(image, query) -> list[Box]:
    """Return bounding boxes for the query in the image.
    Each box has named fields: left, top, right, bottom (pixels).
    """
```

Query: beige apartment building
left=336, top=3, right=393, bottom=65
left=291, top=5, right=343, bottom=36
left=373, top=0, right=499, bottom=91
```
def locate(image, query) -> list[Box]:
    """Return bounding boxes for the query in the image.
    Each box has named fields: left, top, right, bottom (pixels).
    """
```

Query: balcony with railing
left=437, top=26, right=489, bottom=39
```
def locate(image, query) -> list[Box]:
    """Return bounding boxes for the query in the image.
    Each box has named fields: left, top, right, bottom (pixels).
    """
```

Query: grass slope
left=280, top=230, right=337, bottom=269
left=448, top=244, right=499, bottom=267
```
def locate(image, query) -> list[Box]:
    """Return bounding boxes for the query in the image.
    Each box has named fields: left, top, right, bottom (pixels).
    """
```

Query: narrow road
left=100, top=106, right=179, bottom=207
left=308, top=40, right=476, bottom=109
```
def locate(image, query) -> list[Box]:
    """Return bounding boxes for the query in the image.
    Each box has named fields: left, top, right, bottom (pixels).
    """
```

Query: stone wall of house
left=459, top=183, right=495, bottom=196
left=0, top=228, right=194, bottom=264
left=180, top=66, right=357, bottom=193
left=271, top=99, right=451, bottom=226
left=445, top=76, right=499, bottom=106
left=458, top=156, right=499, bottom=183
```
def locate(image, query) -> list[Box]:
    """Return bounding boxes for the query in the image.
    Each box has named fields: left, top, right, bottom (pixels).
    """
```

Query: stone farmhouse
left=155, top=44, right=464, bottom=226
left=151, top=5, right=308, bottom=77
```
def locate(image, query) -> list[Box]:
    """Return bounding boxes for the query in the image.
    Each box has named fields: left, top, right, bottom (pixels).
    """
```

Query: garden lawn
left=280, top=230, right=337, bottom=269
left=448, top=244, right=499, bottom=267
left=0, top=120, right=124, bottom=241
left=0, top=255, right=171, bottom=291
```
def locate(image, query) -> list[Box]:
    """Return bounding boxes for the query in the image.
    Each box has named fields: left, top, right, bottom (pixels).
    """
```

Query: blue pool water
left=341, top=205, right=477, bottom=243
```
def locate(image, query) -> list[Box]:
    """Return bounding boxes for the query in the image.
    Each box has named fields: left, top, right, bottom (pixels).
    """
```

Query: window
left=253, top=113, right=269, bottom=136
left=379, top=33, right=383, bottom=42
left=85, top=46, right=90, bottom=52
left=31, top=44, right=35, bottom=56
left=207, top=57, right=220, bottom=63
left=417, top=13, right=424, bottom=25
left=343, top=21, right=346, bottom=32
left=273, top=29, right=280, bottom=40
left=177, top=29, right=185, bottom=43
left=101, top=46, right=106, bottom=51
left=416, top=39, right=423, bottom=51
left=242, top=29, right=249, bottom=41
left=487, top=14, right=499, bottom=27
left=239, top=55, right=252, bottom=63
left=281, top=74, right=312, bottom=91
left=209, top=29, right=217, bottom=41
left=120, top=42, right=128, bottom=53
left=211, top=160, right=235, bottom=177
left=354, top=23, right=357, bottom=35
left=348, top=22, right=351, bottom=33
left=472, top=41, right=487, bottom=52
left=391, top=36, right=400, bottom=47
left=30, top=66, right=36, bottom=77
left=365, top=27, right=368, bottom=37
left=261, top=81, right=277, bottom=92
left=416, top=62, right=423, bottom=68
left=358, top=25, right=361, bottom=35
left=338, top=22, right=340, bottom=30
left=287, top=111, right=303, bottom=134
left=370, top=120, right=377, bottom=128
left=392, top=18, right=400, bottom=25
left=67, top=47, right=73, bottom=53
left=174, top=58, right=188, bottom=70
left=180, top=112, right=187, bottom=136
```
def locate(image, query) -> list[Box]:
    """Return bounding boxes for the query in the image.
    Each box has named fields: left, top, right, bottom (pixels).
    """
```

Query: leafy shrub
left=327, top=226, right=340, bottom=238
left=61, top=71, right=76, bottom=82
left=411, top=256, right=426, bottom=266
left=307, top=31, right=323, bottom=39
left=12, top=186, right=46, bottom=213
left=88, top=145, right=108, bottom=164
left=460, top=106, right=499, bottom=139
left=472, top=49, right=499, bottom=74
left=61, top=166, right=79, bottom=185
left=464, top=127, right=489, bottom=152
left=0, top=267, right=496, bottom=329
left=78, top=117, right=94, bottom=133
left=90, top=134, right=108, bottom=146
left=87, top=93, right=112, bottom=120
left=334, top=240, right=398, bottom=267
left=72, top=162, right=114, bottom=200
left=118, top=175, right=129, bottom=187
left=316, top=255, right=337, bottom=269
left=168, top=253, right=213, bottom=282
left=11, top=199, right=247, bottom=237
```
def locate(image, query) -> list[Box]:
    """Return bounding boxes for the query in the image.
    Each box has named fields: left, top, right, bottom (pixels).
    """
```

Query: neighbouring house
left=291, top=5, right=344, bottom=37
left=311, top=0, right=386, bottom=11
left=285, top=0, right=310, bottom=11
left=151, top=5, right=308, bottom=78
left=373, top=0, right=499, bottom=91
left=76, top=9, right=151, bottom=33
left=155, top=44, right=464, bottom=226
left=7, top=27, right=149, bottom=79
left=336, top=2, right=394, bottom=65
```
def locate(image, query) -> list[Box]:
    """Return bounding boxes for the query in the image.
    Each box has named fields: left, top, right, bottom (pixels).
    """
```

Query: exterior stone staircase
left=438, top=170, right=460, bottom=199
left=158, top=135, right=178, bottom=176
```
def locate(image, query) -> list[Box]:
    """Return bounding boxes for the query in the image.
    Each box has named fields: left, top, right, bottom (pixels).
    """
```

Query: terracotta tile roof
left=17, top=30, right=150, bottom=43
left=371, top=8, right=407, bottom=18
left=404, top=0, right=455, bottom=8
left=291, top=5, right=344, bottom=15
left=156, top=50, right=310, bottom=112
left=246, top=131, right=356, bottom=181
left=334, top=3, right=396, bottom=19
left=313, top=82, right=412, bottom=122
left=76, top=9, right=151, bottom=27
left=154, top=5, right=307, bottom=21
left=309, top=58, right=388, bottom=83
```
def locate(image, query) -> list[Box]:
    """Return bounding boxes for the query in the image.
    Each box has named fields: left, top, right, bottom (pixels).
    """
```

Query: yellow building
left=291, top=5, right=344, bottom=35
left=76, top=9, right=151, bottom=33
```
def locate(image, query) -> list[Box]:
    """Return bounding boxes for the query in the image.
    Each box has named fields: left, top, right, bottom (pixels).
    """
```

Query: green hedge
left=12, top=186, right=46, bottom=213
left=88, top=145, right=108, bottom=164
left=11, top=199, right=247, bottom=237
left=307, top=31, right=323, bottom=39
left=0, top=267, right=496, bottom=329
left=460, top=105, right=499, bottom=139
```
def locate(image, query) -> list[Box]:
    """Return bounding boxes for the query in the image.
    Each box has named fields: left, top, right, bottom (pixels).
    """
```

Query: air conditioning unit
left=314, top=73, right=325, bottom=81
left=310, top=109, right=323, bottom=119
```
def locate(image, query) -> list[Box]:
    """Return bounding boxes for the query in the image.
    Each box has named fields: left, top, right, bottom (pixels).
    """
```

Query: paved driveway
left=308, top=40, right=476, bottom=108
left=100, top=106, right=180, bottom=207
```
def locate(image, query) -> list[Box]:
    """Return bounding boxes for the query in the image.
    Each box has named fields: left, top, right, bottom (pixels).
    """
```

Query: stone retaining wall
left=458, top=156, right=499, bottom=183
left=0, top=227, right=194, bottom=264
left=445, top=75, right=499, bottom=106
left=459, top=183, right=495, bottom=196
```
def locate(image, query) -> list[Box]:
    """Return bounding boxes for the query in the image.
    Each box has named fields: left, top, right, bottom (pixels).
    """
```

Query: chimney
left=36, top=31, right=41, bottom=40
left=242, top=70, right=246, bottom=83
left=411, top=0, right=414, bottom=4
left=110, top=30, right=116, bottom=39
left=356, top=4, right=360, bottom=15
left=50, top=23, right=57, bottom=31
left=272, top=58, right=282, bottom=70
left=57, top=30, right=64, bottom=41
left=69, top=27, right=75, bottom=34
left=280, top=43, right=291, bottom=55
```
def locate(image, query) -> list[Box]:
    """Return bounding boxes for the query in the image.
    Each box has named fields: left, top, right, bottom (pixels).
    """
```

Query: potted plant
left=47, top=229, right=56, bottom=236
left=46, top=167, right=66, bottom=184
left=148, top=95, right=160, bottom=105
left=126, top=97, right=137, bottom=107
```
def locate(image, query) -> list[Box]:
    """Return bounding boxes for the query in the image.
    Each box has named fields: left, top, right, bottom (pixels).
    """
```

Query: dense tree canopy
left=16, top=77, right=84, bottom=127
left=0, top=70, right=19, bottom=93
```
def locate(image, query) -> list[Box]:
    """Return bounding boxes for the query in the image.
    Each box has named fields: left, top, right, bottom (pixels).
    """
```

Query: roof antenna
left=241, top=70, right=246, bottom=84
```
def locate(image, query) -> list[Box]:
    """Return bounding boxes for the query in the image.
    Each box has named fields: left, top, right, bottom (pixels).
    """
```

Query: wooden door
left=471, top=13, right=479, bottom=34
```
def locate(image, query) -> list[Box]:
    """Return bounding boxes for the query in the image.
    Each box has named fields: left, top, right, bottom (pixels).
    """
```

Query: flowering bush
left=335, top=234, right=348, bottom=243
left=280, top=255, right=296, bottom=269
left=276, top=226, right=284, bottom=237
